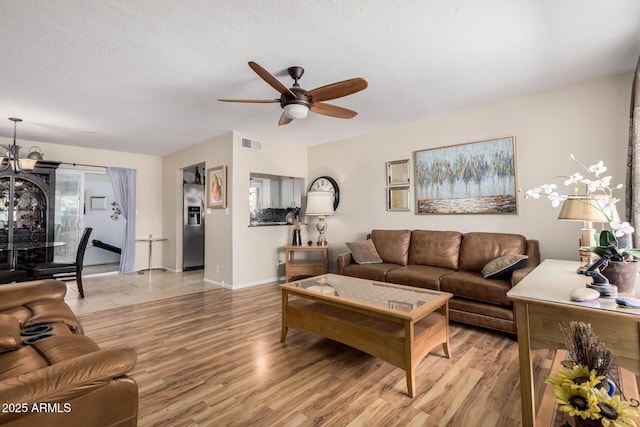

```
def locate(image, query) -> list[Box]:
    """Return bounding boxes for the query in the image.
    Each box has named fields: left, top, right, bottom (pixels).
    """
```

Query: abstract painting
left=414, top=136, right=517, bottom=214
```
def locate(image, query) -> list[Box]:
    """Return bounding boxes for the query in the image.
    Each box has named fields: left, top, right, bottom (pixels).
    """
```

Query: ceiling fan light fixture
left=219, top=62, right=367, bottom=125
left=283, top=104, right=309, bottom=120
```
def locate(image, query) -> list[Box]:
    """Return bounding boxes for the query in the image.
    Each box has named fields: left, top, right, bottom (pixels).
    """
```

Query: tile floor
left=64, top=268, right=218, bottom=315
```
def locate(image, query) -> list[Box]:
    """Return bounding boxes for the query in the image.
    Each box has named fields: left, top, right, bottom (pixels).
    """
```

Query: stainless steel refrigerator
left=183, top=184, right=205, bottom=270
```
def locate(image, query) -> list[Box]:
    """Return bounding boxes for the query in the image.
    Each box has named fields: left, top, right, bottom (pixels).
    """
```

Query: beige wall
left=231, top=132, right=307, bottom=288
left=0, top=139, right=164, bottom=271
left=307, top=72, right=633, bottom=267
left=162, top=131, right=307, bottom=288
left=11, top=71, right=630, bottom=285
left=162, top=132, right=233, bottom=286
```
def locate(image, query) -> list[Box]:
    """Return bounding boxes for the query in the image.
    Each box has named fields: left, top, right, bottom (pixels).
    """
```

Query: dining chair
left=30, top=227, right=93, bottom=298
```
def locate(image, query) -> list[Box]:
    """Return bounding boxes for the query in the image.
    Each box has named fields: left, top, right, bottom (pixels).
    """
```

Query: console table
left=284, top=245, right=328, bottom=282
left=507, top=259, right=640, bottom=427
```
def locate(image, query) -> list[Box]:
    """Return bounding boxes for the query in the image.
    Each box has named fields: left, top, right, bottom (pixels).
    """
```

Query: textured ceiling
left=0, top=1, right=638, bottom=156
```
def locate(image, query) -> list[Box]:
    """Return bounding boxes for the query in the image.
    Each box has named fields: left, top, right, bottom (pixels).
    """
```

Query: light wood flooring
left=71, top=272, right=557, bottom=426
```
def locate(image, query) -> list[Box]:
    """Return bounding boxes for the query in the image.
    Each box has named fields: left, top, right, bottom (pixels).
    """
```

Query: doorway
left=55, top=169, right=123, bottom=273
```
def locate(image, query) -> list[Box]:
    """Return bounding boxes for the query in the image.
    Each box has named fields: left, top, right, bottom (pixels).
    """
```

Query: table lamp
left=558, top=195, right=618, bottom=272
left=305, top=191, right=334, bottom=246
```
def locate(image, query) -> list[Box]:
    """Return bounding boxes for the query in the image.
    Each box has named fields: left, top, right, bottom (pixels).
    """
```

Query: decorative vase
left=601, top=260, right=640, bottom=294
left=574, top=417, right=603, bottom=427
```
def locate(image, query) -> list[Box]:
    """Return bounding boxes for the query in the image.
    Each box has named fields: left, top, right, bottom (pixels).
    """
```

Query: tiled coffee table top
left=285, top=273, right=444, bottom=313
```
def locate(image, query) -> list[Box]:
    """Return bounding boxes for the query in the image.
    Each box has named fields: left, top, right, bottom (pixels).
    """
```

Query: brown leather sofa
left=0, top=280, right=138, bottom=427
left=337, top=230, right=540, bottom=334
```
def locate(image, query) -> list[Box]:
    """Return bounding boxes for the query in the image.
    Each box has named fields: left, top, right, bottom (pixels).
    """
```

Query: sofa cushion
left=347, top=240, right=383, bottom=264
left=408, top=230, right=462, bottom=270
left=0, top=306, right=31, bottom=325
left=385, top=265, right=455, bottom=290
left=0, top=345, right=49, bottom=380
left=0, top=314, right=21, bottom=353
left=482, top=254, right=529, bottom=279
left=440, top=271, right=513, bottom=306
left=342, top=263, right=401, bottom=282
left=458, top=232, right=527, bottom=273
left=371, top=229, right=411, bottom=266
left=24, top=300, right=83, bottom=334
left=33, top=335, right=101, bottom=364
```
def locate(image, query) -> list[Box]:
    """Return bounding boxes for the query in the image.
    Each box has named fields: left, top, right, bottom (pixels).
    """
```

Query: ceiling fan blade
left=278, top=113, right=293, bottom=126
left=307, top=78, right=368, bottom=103
left=218, top=98, right=279, bottom=103
left=310, top=102, right=358, bottom=119
left=248, top=61, right=296, bottom=97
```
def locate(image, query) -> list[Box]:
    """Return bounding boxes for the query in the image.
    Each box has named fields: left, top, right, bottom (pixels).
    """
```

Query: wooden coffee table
left=280, top=274, right=452, bottom=397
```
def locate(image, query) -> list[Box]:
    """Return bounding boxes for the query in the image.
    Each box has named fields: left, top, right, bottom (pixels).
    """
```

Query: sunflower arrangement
left=545, top=323, right=638, bottom=427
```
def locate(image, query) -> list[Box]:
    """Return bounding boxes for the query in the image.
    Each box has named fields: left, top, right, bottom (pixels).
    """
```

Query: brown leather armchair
left=0, top=280, right=138, bottom=426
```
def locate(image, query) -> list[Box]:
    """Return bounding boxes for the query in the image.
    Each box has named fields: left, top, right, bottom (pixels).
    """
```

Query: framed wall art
left=386, top=159, right=410, bottom=185
left=414, top=136, right=517, bottom=214
left=386, top=159, right=411, bottom=212
left=90, top=196, right=107, bottom=210
left=207, top=165, right=227, bottom=209
left=387, top=186, right=410, bottom=211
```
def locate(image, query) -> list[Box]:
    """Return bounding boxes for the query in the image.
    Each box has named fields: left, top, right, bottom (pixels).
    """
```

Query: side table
left=136, top=234, right=168, bottom=274
left=507, top=259, right=640, bottom=427
left=284, top=245, right=329, bottom=282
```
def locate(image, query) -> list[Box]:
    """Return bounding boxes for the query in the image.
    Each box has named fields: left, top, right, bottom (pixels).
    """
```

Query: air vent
left=241, top=137, right=262, bottom=151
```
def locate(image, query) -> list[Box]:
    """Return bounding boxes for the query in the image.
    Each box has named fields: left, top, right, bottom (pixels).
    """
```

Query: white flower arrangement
left=524, top=154, right=630, bottom=232
left=523, top=154, right=640, bottom=260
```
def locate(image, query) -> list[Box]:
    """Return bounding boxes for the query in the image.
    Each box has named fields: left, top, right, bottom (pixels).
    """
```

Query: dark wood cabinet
left=0, top=161, right=60, bottom=265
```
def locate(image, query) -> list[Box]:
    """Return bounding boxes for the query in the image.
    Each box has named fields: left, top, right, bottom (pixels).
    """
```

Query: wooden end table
left=507, top=259, right=640, bottom=427
left=284, top=245, right=328, bottom=282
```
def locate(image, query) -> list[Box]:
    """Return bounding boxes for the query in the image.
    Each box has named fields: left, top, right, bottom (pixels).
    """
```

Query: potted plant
left=588, top=229, right=640, bottom=293
left=524, top=154, right=640, bottom=292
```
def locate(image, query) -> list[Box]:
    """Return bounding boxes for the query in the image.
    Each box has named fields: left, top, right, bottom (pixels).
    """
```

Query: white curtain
left=108, top=167, right=136, bottom=273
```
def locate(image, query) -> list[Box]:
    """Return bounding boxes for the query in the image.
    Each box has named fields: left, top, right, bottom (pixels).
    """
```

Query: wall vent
left=241, top=137, right=262, bottom=151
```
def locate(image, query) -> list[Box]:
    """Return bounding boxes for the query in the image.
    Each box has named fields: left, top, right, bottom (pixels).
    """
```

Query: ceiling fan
left=218, top=61, right=368, bottom=126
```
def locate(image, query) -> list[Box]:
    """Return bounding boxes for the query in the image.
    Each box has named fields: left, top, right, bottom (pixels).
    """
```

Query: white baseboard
left=203, top=276, right=282, bottom=290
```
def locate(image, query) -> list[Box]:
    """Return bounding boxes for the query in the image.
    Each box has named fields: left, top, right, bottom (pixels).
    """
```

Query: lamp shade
left=305, top=191, right=334, bottom=216
left=557, top=196, right=619, bottom=222
left=283, top=104, right=309, bottom=120
left=18, top=158, right=36, bottom=171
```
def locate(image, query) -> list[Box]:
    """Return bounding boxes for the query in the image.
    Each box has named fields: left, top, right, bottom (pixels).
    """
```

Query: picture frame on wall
left=90, top=196, right=107, bottom=210
left=207, top=165, right=227, bottom=209
left=386, top=159, right=410, bottom=185
left=386, top=159, right=411, bottom=212
left=414, top=136, right=517, bottom=214
left=387, top=186, right=410, bottom=211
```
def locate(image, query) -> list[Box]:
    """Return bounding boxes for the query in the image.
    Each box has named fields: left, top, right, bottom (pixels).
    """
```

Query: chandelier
left=0, top=118, right=36, bottom=173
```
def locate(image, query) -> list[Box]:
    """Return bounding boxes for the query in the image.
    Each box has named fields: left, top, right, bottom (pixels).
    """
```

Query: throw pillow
left=347, top=240, right=383, bottom=264
left=0, top=314, right=21, bottom=353
left=482, top=254, right=529, bottom=280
